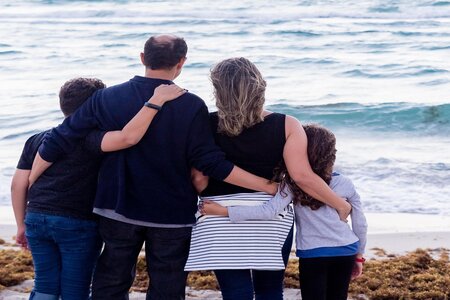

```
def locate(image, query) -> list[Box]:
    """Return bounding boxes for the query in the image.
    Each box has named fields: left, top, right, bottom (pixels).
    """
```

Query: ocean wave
left=268, top=102, right=450, bottom=135
left=2, top=3, right=450, bottom=21
left=341, top=67, right=448, bottom=78
left=269, top=30, right=321, bottom=37
left=431, top=1, right=450, bottom=6
left=0, top=50, right=22, bottom=55
left=368, top=5, right=400, bottom=13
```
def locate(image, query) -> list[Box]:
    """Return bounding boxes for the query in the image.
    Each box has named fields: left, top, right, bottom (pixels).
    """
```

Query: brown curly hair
left=59, top=77, right=106, bottom=117
left=274, top=124, right=337, bottom=210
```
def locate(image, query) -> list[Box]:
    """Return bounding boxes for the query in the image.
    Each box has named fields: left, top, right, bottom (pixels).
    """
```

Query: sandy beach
left=1, top=208, right=449, bottom=299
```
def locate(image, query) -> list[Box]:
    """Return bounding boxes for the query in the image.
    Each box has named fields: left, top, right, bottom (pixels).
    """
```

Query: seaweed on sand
left=0, top=247, right=448, bottom=300
left=0, top=249, right=34, bottom=290
left=349, top=249, right=450, bottom=300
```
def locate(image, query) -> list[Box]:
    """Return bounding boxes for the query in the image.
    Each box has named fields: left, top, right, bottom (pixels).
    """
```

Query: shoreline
left=2, top=206, right=450, bottom=236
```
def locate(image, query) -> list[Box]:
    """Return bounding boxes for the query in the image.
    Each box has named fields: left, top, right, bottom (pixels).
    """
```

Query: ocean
left=0, top=0, right=449, bottom=219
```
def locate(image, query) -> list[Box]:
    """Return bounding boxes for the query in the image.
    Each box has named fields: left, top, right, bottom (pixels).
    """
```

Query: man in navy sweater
left=33, top=35, right=275, bottom=299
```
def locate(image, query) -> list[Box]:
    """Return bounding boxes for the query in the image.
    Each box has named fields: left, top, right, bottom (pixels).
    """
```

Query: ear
left=140, top=52, right=146, bottom=66
left=176, top=57, right=187, bottom=70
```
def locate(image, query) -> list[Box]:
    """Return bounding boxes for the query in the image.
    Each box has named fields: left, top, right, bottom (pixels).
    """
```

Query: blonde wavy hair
left=211, top=57, right=267, bottom=136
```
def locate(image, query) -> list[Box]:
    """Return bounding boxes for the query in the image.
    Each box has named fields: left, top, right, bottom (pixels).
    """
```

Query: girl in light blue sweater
left=201, top=124, right=368, bottom=300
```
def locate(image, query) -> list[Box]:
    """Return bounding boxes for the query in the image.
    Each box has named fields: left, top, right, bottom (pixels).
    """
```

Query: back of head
left=143, top=35, right=187, bottom=70
left=59, top=78, right=106, bottom=117
left=211, top=57, right=266, bottom=136
left=276, top=123, right=337, bottom=210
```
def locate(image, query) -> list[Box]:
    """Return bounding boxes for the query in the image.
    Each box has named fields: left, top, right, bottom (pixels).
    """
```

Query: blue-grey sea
left=0, top=0, right=449, bottom=217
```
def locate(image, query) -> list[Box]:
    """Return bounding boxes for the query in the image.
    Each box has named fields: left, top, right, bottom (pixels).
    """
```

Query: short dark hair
left=59, top=78, right=106, bottom=117
left=143, top=36, right=187, bottom=70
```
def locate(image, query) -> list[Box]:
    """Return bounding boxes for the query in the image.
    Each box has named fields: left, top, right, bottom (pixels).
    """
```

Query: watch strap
left=144, top=102, right=162, bottom=111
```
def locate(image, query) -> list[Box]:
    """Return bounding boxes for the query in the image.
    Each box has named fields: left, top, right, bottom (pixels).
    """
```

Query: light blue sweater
left=228, top=173, right=368, bottom=254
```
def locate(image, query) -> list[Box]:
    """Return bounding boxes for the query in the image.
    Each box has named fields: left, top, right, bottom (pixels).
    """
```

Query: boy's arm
left=101, top=84, right=186, bottom=152
left=11, top=169, right=30, bottom=249
left=30, top=84, right=185, bottom=185
left=201, top=189, right=292, bottom=222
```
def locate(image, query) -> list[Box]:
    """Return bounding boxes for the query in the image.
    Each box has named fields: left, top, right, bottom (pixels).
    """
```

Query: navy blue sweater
left=39, top=76, right=234, bottom=224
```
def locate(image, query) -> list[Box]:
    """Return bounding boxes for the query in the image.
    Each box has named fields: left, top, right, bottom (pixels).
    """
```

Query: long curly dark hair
left=274, top=124, right=337, bottom=210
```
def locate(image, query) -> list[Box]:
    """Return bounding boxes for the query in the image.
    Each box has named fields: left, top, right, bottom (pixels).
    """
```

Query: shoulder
left=169, top=91, right=207, bottom=113
left=330, top=173, right=356, bottom=194
left=24, top=130, right=50, bottom=150
left=17, top=130, right=50, bottom=169
left=209, top=111, right=218, bottom=121
left=284, top=115, right=302, bottom=130
left=183, top=92, right=206, bottom=106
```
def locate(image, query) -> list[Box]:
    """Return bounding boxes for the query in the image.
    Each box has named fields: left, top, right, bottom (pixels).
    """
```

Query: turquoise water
left=0, top=0, right=449, bottom=216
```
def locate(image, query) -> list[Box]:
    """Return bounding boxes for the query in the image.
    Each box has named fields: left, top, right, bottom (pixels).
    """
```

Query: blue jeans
left=214, top=225, right=294, bottom=300
left=25, top=212, right=102, bottom=300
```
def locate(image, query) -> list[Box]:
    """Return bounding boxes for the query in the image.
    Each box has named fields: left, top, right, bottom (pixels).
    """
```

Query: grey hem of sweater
left=93, top=208, right=194, bottom=228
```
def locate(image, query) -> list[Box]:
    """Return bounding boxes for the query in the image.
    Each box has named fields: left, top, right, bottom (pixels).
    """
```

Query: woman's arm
left=11, top=169, right=30, bottom=249
left=223, top=166, right=277, bottom=195
left=283, top=116, right=351, bottom=220
left=101, top=84, right=186, bottom=152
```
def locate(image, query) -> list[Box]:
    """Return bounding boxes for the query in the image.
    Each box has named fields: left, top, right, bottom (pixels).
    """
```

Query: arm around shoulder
left=283, top=116, right=351, bottom=219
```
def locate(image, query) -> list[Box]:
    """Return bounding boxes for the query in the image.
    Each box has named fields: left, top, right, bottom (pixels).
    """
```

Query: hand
left=191, top=168, right=209, bottom=194
left=351, top=261, right=363, bottom=280
left=16, top=226, right=28, bottom=250
left=337, top=199, right=351, bottom=222
left=199, top=200, right=229, bottom=216
left=149, top=84, right=187, bottom=106
left=266, top=182, right=278, bottom=196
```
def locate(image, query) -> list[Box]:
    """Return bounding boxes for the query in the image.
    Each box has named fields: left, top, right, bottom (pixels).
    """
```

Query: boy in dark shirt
left=11, top=77, right=185, bottom=299
left=11, top=78, right=106, bottom=300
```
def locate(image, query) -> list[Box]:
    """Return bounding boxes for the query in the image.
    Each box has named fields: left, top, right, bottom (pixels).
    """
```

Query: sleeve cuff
left=210, top=161, right=234, bottom=181
left=38, top=144, right=58, bottom=163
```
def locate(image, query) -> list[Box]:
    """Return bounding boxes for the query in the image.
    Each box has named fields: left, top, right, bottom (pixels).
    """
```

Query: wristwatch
left=144, top=102, right=162, bottom=111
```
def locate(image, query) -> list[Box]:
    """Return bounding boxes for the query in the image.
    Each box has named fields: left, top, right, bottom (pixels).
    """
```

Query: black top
left=202, top=112, right=286, bottom=196
left=38, top=76, right=234, bottom=225
left=17, top=130, right=104, bottom=220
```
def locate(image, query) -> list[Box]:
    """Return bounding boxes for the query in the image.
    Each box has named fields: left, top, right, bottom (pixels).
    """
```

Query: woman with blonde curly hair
left=185, top=57, right=351, bottom=300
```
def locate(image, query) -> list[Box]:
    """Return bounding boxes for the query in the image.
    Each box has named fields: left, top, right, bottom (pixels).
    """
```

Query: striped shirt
left=184, top=192, right=294, bottom=271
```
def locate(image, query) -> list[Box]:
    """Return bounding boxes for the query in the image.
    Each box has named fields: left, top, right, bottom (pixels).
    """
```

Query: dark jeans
left=214, top=226, right=294, bottom=300
left=25, top=212, right=102, bottom=300
left=92, top=216, right=192, bottom=300
left=299, top=255, right=356, bottom=300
